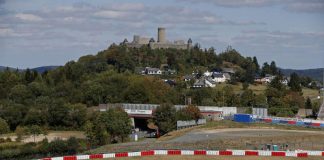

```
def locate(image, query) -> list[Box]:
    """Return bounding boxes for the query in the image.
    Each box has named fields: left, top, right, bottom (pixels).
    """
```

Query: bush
left=47, top=138, right=68, bottom=156
left=0, top=118, right=10, bottom=134
left=0, top=138, right=5, bottom=143
left=67, top=137, right=79, bottom=154
left=0, top=149, right=21, bottom=159
left=0, top=142, right=22, bottom=151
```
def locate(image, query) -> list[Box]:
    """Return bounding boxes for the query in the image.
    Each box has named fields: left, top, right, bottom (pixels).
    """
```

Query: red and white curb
left=40, top=149, right=324, bottom=159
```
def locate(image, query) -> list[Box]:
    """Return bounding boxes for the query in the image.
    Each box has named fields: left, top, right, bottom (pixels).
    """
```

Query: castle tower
left=149, top=38, right=155, bottom=49
left=187, top=38, right=192, bottom=50
left=133, top=35, right=140, bottom=43
left=157, top=27, right=166, bottom=43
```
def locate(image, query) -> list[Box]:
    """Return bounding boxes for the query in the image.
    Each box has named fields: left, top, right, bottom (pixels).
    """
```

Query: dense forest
left=0, top=43, right=322, bottom=159
left=0, top=44, right=321, bottom=132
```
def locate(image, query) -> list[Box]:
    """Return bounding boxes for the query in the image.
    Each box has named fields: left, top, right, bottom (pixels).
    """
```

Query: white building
left=145, top=67, right=162, bottom=75
left=264, top=74, right=275, bottom=83
left=211, top=73, right=226, bottom=83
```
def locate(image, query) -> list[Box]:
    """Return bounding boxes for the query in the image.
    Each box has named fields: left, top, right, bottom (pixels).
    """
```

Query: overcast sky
left=0, top=0, right=323, bottom=69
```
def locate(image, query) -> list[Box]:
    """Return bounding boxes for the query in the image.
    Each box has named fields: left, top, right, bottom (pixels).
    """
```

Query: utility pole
left=222, top=90, right=224, bottom=107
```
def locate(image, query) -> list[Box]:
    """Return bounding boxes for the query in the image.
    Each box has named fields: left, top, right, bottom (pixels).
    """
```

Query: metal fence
left=177, top=119, right=206, bottom=129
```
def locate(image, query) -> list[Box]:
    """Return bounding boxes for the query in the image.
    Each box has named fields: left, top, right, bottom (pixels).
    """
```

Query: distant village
left=136, top=65, right=323, bottom=89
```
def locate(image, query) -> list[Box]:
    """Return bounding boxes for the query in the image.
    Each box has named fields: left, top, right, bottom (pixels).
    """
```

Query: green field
left=216, top=82, right=320, bottom=99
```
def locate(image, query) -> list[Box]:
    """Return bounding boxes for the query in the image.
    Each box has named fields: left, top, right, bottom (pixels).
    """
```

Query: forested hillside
left=280, top=68, right=323, bottom=82
left=0, top=44, right=321, bottom=132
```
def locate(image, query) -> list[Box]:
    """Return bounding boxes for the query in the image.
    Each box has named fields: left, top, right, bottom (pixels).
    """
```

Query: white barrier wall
left=198, top=106, right=237, bottom=116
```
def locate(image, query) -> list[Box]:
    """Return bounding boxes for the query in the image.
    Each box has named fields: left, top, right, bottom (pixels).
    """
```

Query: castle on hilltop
left=122, top=27, right=192, bottom=50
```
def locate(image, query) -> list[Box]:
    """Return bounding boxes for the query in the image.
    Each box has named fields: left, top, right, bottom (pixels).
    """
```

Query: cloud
left=179, top=0, right=324, bottom=13
left=15, top=13, right=42, bottom=21
left=0, top=27, right=33, bottom=37
left=181, top=0, right=276, bottom=7
left=284, top=0, right=324, bottom=13
left=233, top=30, right=324, bottom=48
left=230, top=30, right=324, bottom=68
left=93, top=10, right=129, bottom=19
left=0, top=27, right=13, bottom=36
left=110, top=3, right=145, bottom=11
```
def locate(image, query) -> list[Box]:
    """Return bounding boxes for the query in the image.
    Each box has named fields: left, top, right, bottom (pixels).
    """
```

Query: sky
left=0, top=0, right=323, bottom=69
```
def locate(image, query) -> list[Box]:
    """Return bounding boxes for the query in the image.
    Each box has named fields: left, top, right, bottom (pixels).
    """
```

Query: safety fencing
left=176, top=119, right=206, bottom=129
left=256, top=117, right=324, bottom=128
left=40, top=149, right=324, bottom=159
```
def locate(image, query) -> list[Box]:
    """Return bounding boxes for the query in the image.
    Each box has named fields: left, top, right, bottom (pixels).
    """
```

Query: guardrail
left=39, top=149, right=324, bottom=159
left=176, top=119, right=206, bottom=129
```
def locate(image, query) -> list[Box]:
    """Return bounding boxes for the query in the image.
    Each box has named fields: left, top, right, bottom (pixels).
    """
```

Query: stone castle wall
left=149, top=43, right=189, bottom=49
left=124, top=28, right=192, bottom=50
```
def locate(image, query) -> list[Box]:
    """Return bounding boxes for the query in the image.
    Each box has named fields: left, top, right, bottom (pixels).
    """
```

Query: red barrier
left=141, top=150, right=154, bottom=156
left=167, top=150, right=181, bottom=155
left=219, top=150, right=232, bottom=155
left=245, top=151, right=258, bottom=156
left=271, top=151, right=285, bottom=156
left=39, top=149, right=324, bottom=159
left=311, top=123, right=320, bottom=127
left=264, top=119, right=272, bottom=123
left=288, top=121, right=296, bottom=125
left=194, top=150, right=206, bottom=155
left=297, top=153, right=308, bottom=157
left=89, top=154, right=103, bottom=159
left=63, top=156, right=77, bottom=160
left=115, top=152, right=128, bottom=157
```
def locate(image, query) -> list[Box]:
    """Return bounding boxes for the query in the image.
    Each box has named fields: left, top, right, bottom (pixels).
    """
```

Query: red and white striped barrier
left=40, top=149, right=324, bottom=159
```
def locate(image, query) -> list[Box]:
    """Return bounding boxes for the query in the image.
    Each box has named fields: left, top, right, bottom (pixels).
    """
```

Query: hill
left=31, top=66, right=60, bottom=73
left=0, top=65, right=59, bottom=73
left=280, top=68, right=323, bottom=82
left=0, top=66, right=17, bottom=71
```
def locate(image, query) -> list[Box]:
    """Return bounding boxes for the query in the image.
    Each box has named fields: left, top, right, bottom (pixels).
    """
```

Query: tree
left=261, top=62, right=271, bottom=76
left=0, top=118, right=10, bottom=134
left=176, top=105, right=202, bottom=121
left=15, top=126, right=29, bottom=142
left=254, top=94, right=267, bottom=107
left=242, top=82, right=249, bottom=90
left=269, top=61, right=278, bottom=75
left=28, top=125, right=43, bottom=143
left=9, top=84, right=33, bottom=104
left=153, top=103, right=176, bottom=135
left=288, top=72, right=302, bottom=92
left=305, top=97, right=312, bottom=109
left=100, top=107, right=132, bottom=143
left=240, top=89, right=255, bottom=107
left=252, top=56, right=260, bottom=73
left=84, top=121, right=94, bottom=141
left=24, top=68, right=35, bottom=84
left=0, top=103, right=25, bottom=130
left=66, top=103, right=87, bottom=128
left=47, top=99, right=70, bottom=127
left=23, top=108, right=47, bottom=126
left=270, top=76, right=285, bottom=92
left=222, top=85, right=239, bottom=106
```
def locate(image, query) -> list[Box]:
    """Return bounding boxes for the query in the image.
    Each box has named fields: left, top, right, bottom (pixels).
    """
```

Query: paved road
left=169, top=128, right=324, bottom=143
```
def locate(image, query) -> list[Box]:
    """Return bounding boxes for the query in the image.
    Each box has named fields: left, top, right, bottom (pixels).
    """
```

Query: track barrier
left=256, top=117, right=324, bottom=128
left=39, top=149, right=324, bottom=159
